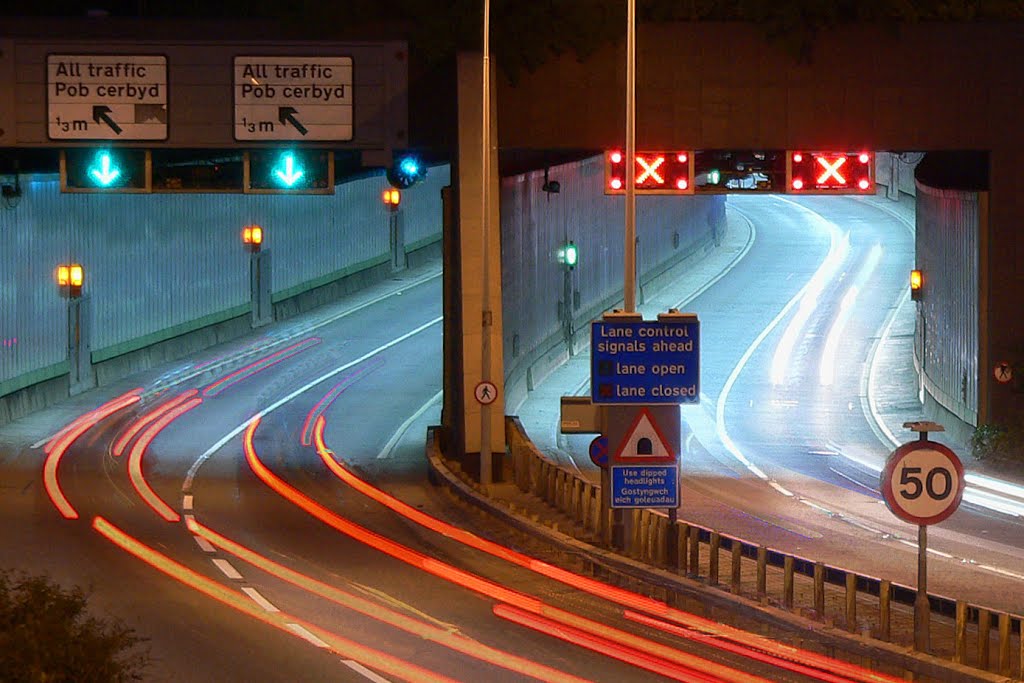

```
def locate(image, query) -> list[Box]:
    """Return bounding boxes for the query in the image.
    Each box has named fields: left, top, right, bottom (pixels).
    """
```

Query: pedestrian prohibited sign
left=881, top=441, right=965, bottom=525
left=474, top=381, right=497, bottom=405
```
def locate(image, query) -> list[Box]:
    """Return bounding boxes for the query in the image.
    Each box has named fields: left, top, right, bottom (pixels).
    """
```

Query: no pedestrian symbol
left=474, top=381, right=497, bottom=405
left=995, top=362, right=1013, bottom=384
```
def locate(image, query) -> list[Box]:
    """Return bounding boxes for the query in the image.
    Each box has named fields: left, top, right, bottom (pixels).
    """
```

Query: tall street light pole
left=480, top=0, right=494, bottom=485
left=624, top=0, right=637, bottom=313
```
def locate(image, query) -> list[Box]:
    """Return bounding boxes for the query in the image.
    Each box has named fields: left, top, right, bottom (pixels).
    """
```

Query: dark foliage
left=0, top=570, right=149, bottom=682
left=4, top=1, right=1023, bottom=78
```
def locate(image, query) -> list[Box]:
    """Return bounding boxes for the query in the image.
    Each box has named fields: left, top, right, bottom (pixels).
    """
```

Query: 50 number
left=898, top=466, right=953, bottom=501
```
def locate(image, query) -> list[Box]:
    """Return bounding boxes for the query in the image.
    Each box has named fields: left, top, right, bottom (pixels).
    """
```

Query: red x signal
left=605, top=150, right=693, bottom=195
left=789, top=152, right=873, bottom=194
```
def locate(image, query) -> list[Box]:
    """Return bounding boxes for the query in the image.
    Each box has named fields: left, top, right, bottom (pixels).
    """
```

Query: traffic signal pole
left=623, top=0, right=637, bottom=313
left=480, top=0, right=493, bottom=486
left=610, top=0, right=638, bottom=551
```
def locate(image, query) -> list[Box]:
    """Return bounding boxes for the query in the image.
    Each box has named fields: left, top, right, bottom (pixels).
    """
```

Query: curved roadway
left=0, top=260, right=888, bottom=681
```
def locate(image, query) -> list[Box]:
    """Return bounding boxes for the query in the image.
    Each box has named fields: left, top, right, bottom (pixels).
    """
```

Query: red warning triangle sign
left=613, top=407, right=676, bottom=461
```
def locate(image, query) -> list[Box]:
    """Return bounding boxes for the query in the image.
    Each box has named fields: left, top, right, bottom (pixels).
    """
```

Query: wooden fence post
left=954, top=601, right=967, bottom=664
left=814, top=562, right=826, bottom=617
left=731, top=541, right=742, bottom=594
left=999, top=612, right=1011, bottom=676
left=845, top=572, right=857, bottom=632
left=880, top=580, right=891, bottom=642
left=688, top=526, right=699, bottom=577
left=678, top=523, right=689, bottom=575
left=709, top=532, right=720, bottom=586
left=978, top=608, right=991, bottom=670
left=783, top=556, right=794, bottom=609
left=756, top=546, right=767, bottom=598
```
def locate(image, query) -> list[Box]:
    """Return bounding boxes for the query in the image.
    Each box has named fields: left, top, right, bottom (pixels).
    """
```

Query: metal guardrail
left=506, top=416, right=1024, bottom=680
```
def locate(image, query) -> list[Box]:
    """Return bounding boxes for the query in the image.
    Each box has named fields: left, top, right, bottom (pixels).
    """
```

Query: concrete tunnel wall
left=0, top=165, right=449, bottom=426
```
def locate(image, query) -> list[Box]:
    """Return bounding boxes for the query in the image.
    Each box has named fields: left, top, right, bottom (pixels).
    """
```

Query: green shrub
left=0, top=570, right=149, bottom=682
left=970, top=422, right=1024, bottom=463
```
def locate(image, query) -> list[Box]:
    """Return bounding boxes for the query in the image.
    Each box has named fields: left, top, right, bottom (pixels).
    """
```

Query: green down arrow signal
left=273, top=153, right=304, bottom=187
left=89, top=153, right=121, bottom=186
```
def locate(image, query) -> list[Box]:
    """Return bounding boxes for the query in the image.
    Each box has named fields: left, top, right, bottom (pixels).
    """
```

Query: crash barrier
left=506, top=417, right=1024, bottom=680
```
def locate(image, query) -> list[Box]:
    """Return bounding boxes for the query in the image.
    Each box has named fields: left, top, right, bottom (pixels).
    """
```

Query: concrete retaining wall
left=0, top=165, right=447, bottom=426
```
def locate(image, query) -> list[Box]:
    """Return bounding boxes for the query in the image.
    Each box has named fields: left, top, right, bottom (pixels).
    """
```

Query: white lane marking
left=979, top=564, right=1024, bottom=581
left=159, top=270, right=443, bottom=402
left=212, top=558, right=243, bottom=580
left=840, top=517, right=885, bottom=536
left=828, top=467, right=877, bottom=494
left=714, top=213, right=828, bottom=481
left=864, top=290, right=908, bottom=451
left=343, top=659, right=392, bottom=682
left=194, top=536, right=216, bottom=553
left=799, top=499, right=833, bottom=515
left=376, top=390, right=443, bottom=459
left=183, top=316, right=443, bottom=492
left=769, top=481, right=794, bottom=497
left=182, top=494, right=193, bottom=510
left=242, top=586, right=280, bottom=612
left=286, top=623, right=329, bottom=648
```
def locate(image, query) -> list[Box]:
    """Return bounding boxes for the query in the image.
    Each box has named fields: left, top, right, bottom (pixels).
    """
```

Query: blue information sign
left=611, top=465, right=679, bottom=508
left=591, top=319, right=699, bottom=404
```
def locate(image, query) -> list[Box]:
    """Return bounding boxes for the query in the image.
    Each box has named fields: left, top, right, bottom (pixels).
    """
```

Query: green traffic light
left=558, top=241, right=578, bottom=269
left=708, top=169, right=721, bottom=184
left=272, top=152, right=304, bottom=187
left=88, top=152, right=122, bottom=187
left=565, top=243, right=578, bottom=268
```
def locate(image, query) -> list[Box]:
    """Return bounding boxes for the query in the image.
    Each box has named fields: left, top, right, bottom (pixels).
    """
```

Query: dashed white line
left=768, top=481, right=794, bottom=497
left=843, top=519, right=885, bottom=535
left=183, top=495, right=193, bottom=510
left=343, top=660, right=392, bottom=683
left=286, top=623, right=329, bottom=648
left=212, top=558, right=243, bottom=580
left=799, top=499, right=833, bottom=515
left=194, top=536, right=216, bottom=553
left=242, top=586, right=279, bottom=612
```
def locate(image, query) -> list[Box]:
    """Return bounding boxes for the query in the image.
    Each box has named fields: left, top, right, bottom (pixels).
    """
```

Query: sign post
left=591, top=310, right=698, bottom=562
left=880, top=421, right=965, bottom=653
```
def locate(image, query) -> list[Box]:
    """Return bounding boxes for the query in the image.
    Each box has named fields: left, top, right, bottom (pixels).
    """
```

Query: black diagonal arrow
left=278, top=106, right=308, bottom=136
left=92, top=105, right=123, bottom=135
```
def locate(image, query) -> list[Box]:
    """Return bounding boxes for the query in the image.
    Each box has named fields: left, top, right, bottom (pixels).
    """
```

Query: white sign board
left=234, top=56, right=353, bottom=141
left=47, top=55, right=167, bottom=140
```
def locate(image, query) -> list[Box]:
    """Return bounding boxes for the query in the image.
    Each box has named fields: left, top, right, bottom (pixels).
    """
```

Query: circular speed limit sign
left=880, top=441, right=965, bottom=525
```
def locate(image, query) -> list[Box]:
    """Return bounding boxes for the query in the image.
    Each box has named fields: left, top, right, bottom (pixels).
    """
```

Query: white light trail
left=770, top=230, right=849, bottom=386
left=819, top=244, right=883, bottom=386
